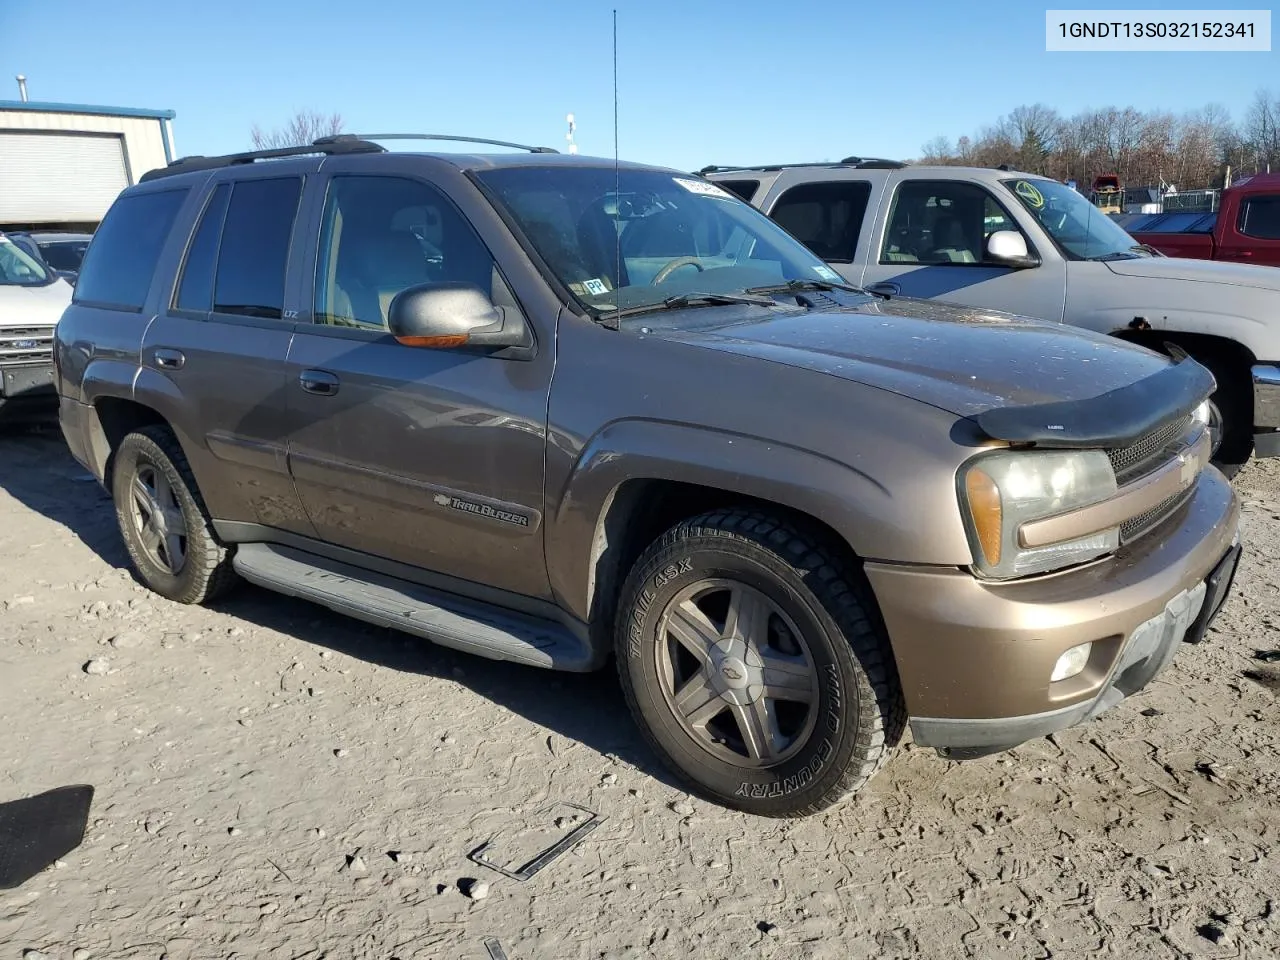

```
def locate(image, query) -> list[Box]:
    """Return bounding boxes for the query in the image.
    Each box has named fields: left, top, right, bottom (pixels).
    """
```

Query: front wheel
left=615, top=509, right=905, bottom=817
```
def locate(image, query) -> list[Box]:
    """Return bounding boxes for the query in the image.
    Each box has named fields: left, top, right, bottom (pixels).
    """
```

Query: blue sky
left=2, top=0, right=1276, bottom=170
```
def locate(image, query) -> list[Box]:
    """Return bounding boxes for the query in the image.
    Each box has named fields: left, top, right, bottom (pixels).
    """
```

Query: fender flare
left=545, top=418, right=923, bottom=623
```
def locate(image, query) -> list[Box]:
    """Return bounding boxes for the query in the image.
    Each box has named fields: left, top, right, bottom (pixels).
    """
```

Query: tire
left=1196, top=349, right=1252, bottom=478
left=111, top=425, right=238, bottom=604
left=615, top=509, right=905, bottom=817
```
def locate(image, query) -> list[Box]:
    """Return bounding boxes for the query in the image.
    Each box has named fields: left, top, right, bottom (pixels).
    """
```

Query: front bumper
left=0, top=360, right=57, bottom=419
left=1253, top=363, right=1280, bottom=457
left=865, top=467, right=1240, bottom=755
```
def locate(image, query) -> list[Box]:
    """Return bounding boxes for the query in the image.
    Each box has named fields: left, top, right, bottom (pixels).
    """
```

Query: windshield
left=0, top=236, right=53, bottom=286
left=474, top=166, right=855, bottom=316
left=38, top=240, right=90, bottom=272
left=1001, top=177, right=1151, bottom=261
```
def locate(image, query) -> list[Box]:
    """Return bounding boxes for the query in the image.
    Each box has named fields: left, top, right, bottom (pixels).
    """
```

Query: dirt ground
left=0, top=427, right=1277, bottom=960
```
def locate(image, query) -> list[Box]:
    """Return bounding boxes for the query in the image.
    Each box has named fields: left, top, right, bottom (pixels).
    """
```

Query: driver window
left=313, top=176, right=494, bottom=329
left=881, top=181, right=1006, bottom=265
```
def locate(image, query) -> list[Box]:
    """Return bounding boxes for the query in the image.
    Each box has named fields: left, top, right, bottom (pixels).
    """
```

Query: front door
left=859, top=178, right=1068, bottom=323
left=283, top=165, right=555, bottom=601
left=1222, top=190, right=1280, bottom=267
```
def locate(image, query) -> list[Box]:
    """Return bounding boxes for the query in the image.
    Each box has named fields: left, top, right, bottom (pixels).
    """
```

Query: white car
left=0, top=233, right=71, bottom=420
left=705, top=161, right=1280, bottom=476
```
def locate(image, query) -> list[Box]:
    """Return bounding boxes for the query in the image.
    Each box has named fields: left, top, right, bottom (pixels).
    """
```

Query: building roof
left=0, top=100, right=175, bottom=121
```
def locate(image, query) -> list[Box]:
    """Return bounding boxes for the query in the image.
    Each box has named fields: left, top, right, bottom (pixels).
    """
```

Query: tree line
left=917, top=89, right=1280, bottom=191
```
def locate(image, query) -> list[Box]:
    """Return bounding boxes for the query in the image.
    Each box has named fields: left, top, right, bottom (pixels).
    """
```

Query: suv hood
left=665, top=297, right=1174, bottom=419
left=0, top=279, right=73, bottom=328
left=1105, top=255, right=1280, bottom=293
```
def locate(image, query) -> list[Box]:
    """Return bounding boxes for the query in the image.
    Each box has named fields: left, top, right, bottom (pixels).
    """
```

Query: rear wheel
left=112, top=426, right=238, bottom=604
left=615, top=509, right=905, bottom=817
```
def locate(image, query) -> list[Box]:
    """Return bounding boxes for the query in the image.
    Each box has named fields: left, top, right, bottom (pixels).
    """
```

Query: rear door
left=139, top=166, right=316, bottom=537
left=282, top=156, right=556, bottom=600
left=1221, top=190, right=1280, bottom=267
left=858, top=177, right=1067, bottom=322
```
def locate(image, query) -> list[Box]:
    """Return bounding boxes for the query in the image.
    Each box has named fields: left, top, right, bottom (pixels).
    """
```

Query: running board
left=232, top=543, right=595, bottom=671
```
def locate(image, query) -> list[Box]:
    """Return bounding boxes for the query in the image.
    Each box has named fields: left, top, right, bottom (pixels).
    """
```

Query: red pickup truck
left=1119, top=174, right=1280, bottom=267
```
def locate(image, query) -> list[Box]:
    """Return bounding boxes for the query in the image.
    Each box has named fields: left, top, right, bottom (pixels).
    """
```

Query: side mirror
left=387, top=282, right=531, bottom=350
left=986, top=230, right=1040, bottom=269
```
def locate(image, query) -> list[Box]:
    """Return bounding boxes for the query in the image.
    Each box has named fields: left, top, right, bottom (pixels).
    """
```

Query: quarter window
left=1238, top=195, right=1280, bottom=240
left=313, top=175, right=494, bottom=330
left=213, top=177, right=302, bottom=319
left=770, top=181, right=872, bottom=262
left=880, top=181, right=1020, bottom=265
left=718, top=179, right=760, bottom=202
left=73, top=189, right=188, bottom=310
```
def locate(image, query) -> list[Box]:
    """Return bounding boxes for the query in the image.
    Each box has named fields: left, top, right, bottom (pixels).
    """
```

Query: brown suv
left=54, top=135, right=1242, bottom=817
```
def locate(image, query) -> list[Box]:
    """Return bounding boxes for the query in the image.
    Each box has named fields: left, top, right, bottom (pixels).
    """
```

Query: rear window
left=74, top=189, right=188, bottom=310
left=770, top=181, right=872, bottom=262
left=1239, top=194, right=1280, bottom=240
left=213, top=177, right=302, bottom=319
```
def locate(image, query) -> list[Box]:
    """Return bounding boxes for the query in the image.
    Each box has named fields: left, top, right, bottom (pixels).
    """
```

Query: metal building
left=0, top=100, right=176, bottom=232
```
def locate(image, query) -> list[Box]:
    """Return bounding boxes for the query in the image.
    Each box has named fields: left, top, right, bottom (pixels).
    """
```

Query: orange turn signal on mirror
left=964, top=467, right=1003, bottom=567
left=394, top=334, right=469, bottom=348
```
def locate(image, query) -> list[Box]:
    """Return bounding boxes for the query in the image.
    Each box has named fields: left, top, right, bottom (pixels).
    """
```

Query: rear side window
left=1238, top=195, right=1280, bottom=240
left=213, top=177, right=302, bottom=319
left=74, top=189, right=188, bottom=310
left=770, top=181, right=872, bottom=262
left=718, top=179, right=760, bottom=202
left=175, top=183, right=231, bottom=312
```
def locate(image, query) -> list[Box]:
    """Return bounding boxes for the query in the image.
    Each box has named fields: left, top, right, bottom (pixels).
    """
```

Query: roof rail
left=318, top=133, right=559, bottom=154
left=698, top=156, right=906, bottom=176
left=139, top=136, right=386, bottom=182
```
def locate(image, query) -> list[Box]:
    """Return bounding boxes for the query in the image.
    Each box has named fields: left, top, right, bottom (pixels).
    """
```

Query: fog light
left=1051, top=642, right=1092, bottom=682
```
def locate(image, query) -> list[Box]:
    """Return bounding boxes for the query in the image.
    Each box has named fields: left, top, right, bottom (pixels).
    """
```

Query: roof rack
left=317, top=133, right=559, bottom=154
left=140, top=136, right=387, bottom=181
left=140, top=132, right=561, bottom=183
left=697, top=156, right=906, bottom=176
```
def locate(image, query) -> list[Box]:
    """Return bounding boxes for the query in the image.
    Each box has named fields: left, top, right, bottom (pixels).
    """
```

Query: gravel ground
left=0, top=429, right=1277, bottom=960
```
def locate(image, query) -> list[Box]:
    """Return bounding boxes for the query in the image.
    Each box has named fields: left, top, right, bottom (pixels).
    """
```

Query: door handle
left=153, top=348, right=185, bottom=370
left=865, top=282, right=900, bottom=297
left=298, top=369, right=340, bottom=396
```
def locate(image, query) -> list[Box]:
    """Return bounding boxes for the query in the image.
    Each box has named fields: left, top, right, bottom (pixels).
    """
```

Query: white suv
left=0, top=232, right=71, bottom=420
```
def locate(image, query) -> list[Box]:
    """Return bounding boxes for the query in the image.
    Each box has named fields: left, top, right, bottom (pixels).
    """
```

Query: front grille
left=0, top=327, right=55, bottom=366
left=1108, top=414, right=1193, bottom=485
left=1120, top=485, right=1195, bottom=544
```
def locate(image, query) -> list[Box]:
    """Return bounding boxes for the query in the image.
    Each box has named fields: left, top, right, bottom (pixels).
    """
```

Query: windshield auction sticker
left=673, top=178, right=735, bottom=199
left=1013, top=181, right=1045, bottom=209
left=1046, top=9, right=1271, bottom=51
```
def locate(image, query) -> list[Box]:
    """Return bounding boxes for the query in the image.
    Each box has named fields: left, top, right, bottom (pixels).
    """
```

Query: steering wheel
left=651, top=257, right=705, bottom=285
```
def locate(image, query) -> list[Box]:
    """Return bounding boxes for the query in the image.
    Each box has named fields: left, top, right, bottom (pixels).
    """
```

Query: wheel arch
left=544, top=419, right=961, bottom=643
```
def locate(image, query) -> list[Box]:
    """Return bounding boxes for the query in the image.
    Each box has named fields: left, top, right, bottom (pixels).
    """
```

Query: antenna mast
left=566, top=113, right=578, bottom=154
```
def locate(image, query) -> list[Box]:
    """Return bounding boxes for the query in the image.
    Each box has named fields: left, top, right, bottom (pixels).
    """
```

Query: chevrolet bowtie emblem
left=1179, top=451, right=1199, bottom=487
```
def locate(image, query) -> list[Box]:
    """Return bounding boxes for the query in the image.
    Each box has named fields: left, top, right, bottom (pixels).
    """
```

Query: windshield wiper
left=604, top=291, right=776, bottom=321
left=746, top=278, right=885, bottom=298
left=1130, top=243, right=1163, bottom=257
left=1087, top=251, right=1140, bottom=262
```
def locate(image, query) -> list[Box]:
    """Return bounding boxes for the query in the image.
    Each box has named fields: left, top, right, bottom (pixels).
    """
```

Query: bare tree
left=250, top=110, right=346, bottom=150
left=1244, top=88, right=1280, bottom=172
left=920, top=93, right=1277, bottom=189
left=920, top=135, right=954, bottom=163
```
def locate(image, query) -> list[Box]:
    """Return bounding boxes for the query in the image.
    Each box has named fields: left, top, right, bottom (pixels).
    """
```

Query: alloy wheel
left=656, top=579, right=820, bottom=768
left=129, top=462, right=187, bottom=574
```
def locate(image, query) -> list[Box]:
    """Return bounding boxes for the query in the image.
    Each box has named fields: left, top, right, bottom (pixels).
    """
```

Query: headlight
left=1191, top=399, right=1210, bottom=428
left=958, top=449, right=1118, bottom=579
